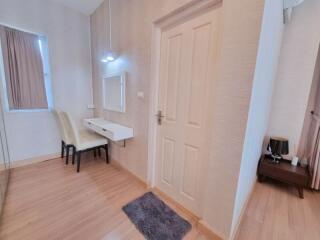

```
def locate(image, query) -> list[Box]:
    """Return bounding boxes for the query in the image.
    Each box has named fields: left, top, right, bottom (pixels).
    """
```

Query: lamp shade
left=269, top=137, right=289, bottom=155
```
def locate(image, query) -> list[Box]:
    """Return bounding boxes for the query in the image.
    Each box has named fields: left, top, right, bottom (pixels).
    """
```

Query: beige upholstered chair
left=61, top=111, right=109, bottom=172
left=53, top=109, right=74, bottom=165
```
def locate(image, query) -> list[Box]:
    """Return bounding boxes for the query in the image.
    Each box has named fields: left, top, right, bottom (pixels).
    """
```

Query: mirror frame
left=102, top=71, right=126, bottom=113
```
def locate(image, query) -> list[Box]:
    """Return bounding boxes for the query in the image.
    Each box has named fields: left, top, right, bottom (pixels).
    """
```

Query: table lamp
left=267, top=137, right=289, bottom=164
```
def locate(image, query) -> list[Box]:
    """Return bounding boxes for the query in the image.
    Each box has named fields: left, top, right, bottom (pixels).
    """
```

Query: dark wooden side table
left=257, top=155, right=310, bottom=199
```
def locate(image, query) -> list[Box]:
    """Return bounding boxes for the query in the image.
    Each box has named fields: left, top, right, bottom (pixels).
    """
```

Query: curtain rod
left=0, top=22, right=45, bottom=37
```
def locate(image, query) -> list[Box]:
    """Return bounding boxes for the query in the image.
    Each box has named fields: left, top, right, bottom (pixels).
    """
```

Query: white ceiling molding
left=50, top=0, right=104, bottom=16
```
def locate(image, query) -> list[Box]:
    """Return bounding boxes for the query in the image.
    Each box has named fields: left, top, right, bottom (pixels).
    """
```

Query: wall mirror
left=102, top=72, right=126, bottom=113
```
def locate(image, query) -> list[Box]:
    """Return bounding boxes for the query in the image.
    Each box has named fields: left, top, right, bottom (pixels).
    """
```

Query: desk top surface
left=84, top=118, right=133, bottom=132
left=261, top=155, right=309, bottom=176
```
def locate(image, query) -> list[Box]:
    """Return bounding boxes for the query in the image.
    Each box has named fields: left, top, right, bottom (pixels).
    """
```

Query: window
left=38, top=36, right=53, bottom=110
left=0, top=25, right=53, bottom=111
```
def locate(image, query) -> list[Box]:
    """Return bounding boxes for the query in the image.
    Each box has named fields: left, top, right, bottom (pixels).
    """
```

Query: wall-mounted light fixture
left=101, top=0, right=118, bottom=63
left=101, top=50, right=118, bottom=63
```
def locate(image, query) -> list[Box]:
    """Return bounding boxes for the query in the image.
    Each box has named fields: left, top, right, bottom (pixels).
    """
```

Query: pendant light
left=101, top=0, right=117, bottom=63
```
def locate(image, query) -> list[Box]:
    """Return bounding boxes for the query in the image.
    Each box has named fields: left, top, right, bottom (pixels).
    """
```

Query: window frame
left=0, top=25, right=53, bottom=113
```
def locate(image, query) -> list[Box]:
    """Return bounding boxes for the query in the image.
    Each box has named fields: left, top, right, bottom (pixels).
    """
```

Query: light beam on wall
left=101, top=0, right=118, bottom=63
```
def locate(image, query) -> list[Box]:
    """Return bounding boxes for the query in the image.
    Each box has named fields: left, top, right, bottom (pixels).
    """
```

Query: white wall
left=268, top=0, right=320, bottom=159
left=0, top=0, right=94, bottom=162
left=230, top=0, right=284, bottom=236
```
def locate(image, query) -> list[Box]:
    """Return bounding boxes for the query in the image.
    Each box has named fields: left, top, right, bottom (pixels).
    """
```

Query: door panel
left=161, top=137, right=175, bottom=185
left=186, top=23, right=212, bottom=127
left=164, top=34, right=182, bottom=122
left=156, top=8, right=221, bottom=215
left=156, top=24, right=186, bottom=198
left=177, top=11, right=220, bottom=214
left=181, top=144, right=199, bottom=200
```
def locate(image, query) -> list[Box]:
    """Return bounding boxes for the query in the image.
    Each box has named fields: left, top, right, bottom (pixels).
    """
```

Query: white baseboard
left=10, top=153, right=60, bottom=168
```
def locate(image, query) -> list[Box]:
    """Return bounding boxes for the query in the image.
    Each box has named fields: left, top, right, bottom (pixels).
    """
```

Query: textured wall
left=201, top=0, right=266, bottom=237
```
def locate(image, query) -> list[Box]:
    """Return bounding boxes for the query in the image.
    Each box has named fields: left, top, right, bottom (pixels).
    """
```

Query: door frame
left=147, top=0, right=222, bottom=189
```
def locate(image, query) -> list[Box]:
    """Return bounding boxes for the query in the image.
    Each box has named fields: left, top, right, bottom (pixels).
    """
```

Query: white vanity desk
left=84, top=118, right=134, bottom=144
left=85, top=71, right=133, bottom=145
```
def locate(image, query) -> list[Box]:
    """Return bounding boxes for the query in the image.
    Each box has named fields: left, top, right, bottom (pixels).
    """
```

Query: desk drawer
left=84, top=121, right=114, bottom=140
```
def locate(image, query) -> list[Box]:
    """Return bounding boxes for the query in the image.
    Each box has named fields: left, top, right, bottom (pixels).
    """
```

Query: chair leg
left=66, top=145, right=70, bottom=165
left=61, top=141, right=65, bottom=158
left=77, top=151, right=82, bottom=173
left=94, top=148, right=97, bottom=158
left=72, top=146, right=76, bottom=165
left=98, top=148, right=101, bottom=157
left=105, top=144, right=109, bottom=164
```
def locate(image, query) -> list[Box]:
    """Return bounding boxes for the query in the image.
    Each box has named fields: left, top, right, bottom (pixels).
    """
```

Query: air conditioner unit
left=283, top=0, right=305, bottom=23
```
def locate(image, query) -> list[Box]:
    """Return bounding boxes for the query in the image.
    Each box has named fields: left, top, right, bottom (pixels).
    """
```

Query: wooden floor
left=1, top=156, right=320, bottom=240
left=0, top=155, right=208, bottom=240
left=236, top=180, right=320, bottom=240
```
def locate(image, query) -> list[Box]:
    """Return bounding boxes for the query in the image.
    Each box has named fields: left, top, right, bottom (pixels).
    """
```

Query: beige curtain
left=0, top=26, right=48, bottom=109
left=303, top=115, right=320, bottom=190
left=298, top=48, right=320, bottom=190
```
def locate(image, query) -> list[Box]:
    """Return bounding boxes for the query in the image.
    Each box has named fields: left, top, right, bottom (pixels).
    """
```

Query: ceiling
left=51, top=0, right=104, bottom=16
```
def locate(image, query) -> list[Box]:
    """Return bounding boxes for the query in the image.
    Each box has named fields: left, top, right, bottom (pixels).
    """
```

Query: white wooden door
left=156, top=9, right=221, bottom=215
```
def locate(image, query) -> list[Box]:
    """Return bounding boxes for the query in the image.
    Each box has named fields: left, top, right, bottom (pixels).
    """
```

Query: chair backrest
left=61, top=111, right=80, bottom=148
left=52, top=109, right=71, bottom=144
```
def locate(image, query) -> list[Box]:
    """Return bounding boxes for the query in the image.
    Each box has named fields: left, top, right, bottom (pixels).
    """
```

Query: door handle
left=156, top=110, right=165, bottom=125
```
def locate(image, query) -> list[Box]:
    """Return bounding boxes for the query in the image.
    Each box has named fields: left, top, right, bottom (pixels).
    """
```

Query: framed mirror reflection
left=102, top=72, right=126, bottom=113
